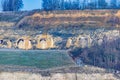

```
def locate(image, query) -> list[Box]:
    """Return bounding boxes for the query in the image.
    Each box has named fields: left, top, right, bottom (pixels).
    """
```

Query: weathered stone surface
left=36, top=34, right=55, bottom=49
left=66, top=37, right=73, bottom=48
left=17, top=36, right=32, bottom=50
left=0, top=28, right=119, bottom=50
left=7, top=40, right=12, bottom=48
left=74, top=34, right=92, bottom=48
left=0, top=39, right=12, bottom=48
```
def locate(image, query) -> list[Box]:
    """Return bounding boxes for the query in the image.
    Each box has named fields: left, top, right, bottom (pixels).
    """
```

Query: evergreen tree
left=42, top=0, right=60, bottom=11
left=60, top=0, right=65, bottom=10
left=110, top=0, right=117, bottom=9
left=75, top=0, right=80, bottom=10
left=98, top=0, right=107, bottom=9
left=1, top=0, right=23, bottom=11
left=42, top=0, right=52, bottom=11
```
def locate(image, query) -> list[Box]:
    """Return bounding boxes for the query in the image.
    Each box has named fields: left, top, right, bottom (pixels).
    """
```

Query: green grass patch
left=0, top=50, right=74, bottom=69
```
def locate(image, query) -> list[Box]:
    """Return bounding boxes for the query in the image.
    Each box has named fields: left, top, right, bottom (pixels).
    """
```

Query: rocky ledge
left=0, top=28, right=120, bottom=50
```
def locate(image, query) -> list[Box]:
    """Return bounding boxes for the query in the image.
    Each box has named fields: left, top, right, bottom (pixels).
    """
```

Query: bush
left=70, top=38, right=120, bottom=71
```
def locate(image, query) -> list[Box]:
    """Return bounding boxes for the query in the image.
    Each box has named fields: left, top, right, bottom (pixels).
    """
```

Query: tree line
left=42, top=0, right=120, bottom=11
left=1, top=0, right=23, bottom=11
left=1, top=0, right=120, bottom=11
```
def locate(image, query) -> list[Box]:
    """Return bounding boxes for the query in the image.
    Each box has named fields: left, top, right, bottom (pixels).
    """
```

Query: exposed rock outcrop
left=0, top=38, right=12, bottom=49
left=0, top=28, right=119, bottom=50
left=74, top=34, right=92, bottom=48
left=66, top=37, right=73, bottom=48
left=17, top=36, right=32, bottom=50
left=36, top=34, right=55, bottom=49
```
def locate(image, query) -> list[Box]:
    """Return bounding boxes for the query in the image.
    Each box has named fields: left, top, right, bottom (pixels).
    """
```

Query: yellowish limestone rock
left=7, top=40, right=12, bottom=48
left=0, top=37, right=12, bottom=48
left=32, top=13, right=42, bottom=18
left=0, top=36, right=4, bottom=47
left=74, top=35, right=92, bottom=48
left=36, top=34, right=55, bottom=49
left=17, top=36, right=32, bottom=50
left=115, top=10, right=120, bottom=18
left=66, top=38, right=73, bottom=48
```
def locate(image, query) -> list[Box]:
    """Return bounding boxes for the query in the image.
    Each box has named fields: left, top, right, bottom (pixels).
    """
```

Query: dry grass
left=0, top=71, right=118, bottom=80
left=16, top=10, right=119, bottom=28
left=115, top=10, right=120, bottom=17
left=0, top=10, right=119, bottom=30
left=31, top=10, right=113, bottom=18
left=0, top=21, right=15, bottom=27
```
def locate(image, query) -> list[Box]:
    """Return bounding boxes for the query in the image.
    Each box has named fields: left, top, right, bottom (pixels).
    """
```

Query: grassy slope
left=0, top=50, right=74, bottom=70
left=0, top=10, right=119, bottom=29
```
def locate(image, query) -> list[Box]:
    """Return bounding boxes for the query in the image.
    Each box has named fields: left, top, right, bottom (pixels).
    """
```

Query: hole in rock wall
left=17, top=37, right=32, bottom=50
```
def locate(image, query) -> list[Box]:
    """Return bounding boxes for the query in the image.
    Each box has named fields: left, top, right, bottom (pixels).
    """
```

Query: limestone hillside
left=1, top=10, right=120, bottom=28
left=0, top=10, right=120, bottom=50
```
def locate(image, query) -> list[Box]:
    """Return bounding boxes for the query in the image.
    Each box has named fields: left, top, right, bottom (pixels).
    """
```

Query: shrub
left=70, top=38, right=120, bottom=71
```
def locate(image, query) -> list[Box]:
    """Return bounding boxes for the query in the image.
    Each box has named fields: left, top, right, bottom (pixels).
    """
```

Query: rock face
left=66, top=38, right=73, bottom=48
left=74, top=34, right=92, bottom=48
left=0, top=39, right=12, bottom=49
left=36, top=34, right=55, bottom=49
left=64, top=29, right=120, bottom=49
left=17, top=36, right=32, bottom=50
left=1, top=10, right=120, bottom=50
left=0, top=28, right=119, bottom=50
left=6, top=40, right=12, bottom=48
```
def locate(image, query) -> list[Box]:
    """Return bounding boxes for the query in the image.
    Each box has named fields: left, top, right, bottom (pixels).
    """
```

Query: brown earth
left=0, top=10, right=120, bottom=29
